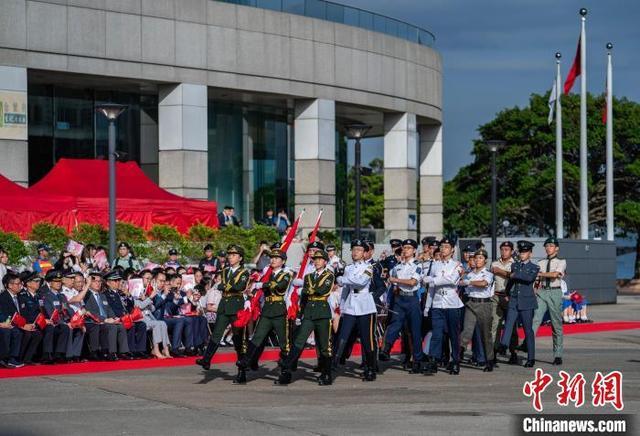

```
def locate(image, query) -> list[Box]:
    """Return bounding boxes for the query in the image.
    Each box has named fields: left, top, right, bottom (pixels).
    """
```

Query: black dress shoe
left=378, top=350, right=390, bottom=362
left=106, top=353, right=118, bottom=361
left=195, top=357, right=210, bottom=370
left=524, top=360, right=535, bottom=368
left=449, top=363, right=460, bottom=375
left=483, top=362, right=494, bottom=372
left=274, top=370, right=292, bottom=385
left=232, top=369, right=247, bottom=384
left=171, top=350, right=185, bottom=358
left=508, top=353, right=519, bottom=365
left=119, top=353, right=134, bottom=360
left=409, top=361, right=422, bottom=374
left=552, top=357, right=563, bottom=365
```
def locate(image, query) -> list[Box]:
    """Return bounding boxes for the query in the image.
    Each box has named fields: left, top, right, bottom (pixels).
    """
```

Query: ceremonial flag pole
left=579, top=8, right=588, bottom=239
left=605, top=42, right=614, bottom=241
left=554, top=52, right=564, bottom=238
left=287, top=209, right=323, bottom=320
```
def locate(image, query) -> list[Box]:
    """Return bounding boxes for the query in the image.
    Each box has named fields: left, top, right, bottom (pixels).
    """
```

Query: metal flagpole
left=579, top=8, right=588, bottom=239
left=606, top=42, right=614, bottom=241
left=555, top=52, right=563, bottom=238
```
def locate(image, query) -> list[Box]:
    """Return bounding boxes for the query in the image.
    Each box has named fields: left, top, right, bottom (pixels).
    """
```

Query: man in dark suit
left=0, top=272, right=26, bottom=368
left=83, top=271, right=130, bottom=361
left=499, top=240, right=540, bottom=368
left=217, top=205, right=240, bottom=227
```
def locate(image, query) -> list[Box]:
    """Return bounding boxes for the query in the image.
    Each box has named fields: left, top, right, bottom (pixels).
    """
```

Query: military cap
left=421, top=236, right=437, bottom=246
left=117, top=242, right=131, bottom=250
left=62, top=269, right=78, bottom=278
left=270, top=242, right=282, bottom=250
left=307, top=241, right=325, bottom=251
left=37, top=243, right=50, bottom=252
left=269, top=249, right=287, bottom=260
left=427, top=239, right=440, bottom=248
left=88, top=270, right=103, bottom=278
left=439, top=236, right=456, bottom=246
left=216, top=250, right=227, bottom=257
left=463, top=244, right=476, bottom=253
left=389, top=239, right=402, bottom=248
left=325, top=244, right=337, bottom=251
left=474, top=249, right=489, bottom=259
left=21, top=271, right=41, bottom=283
left=226, top=244, right=245, bottom=257
left=350, top=239, right=366, bottom=249
left=500, top=241, right=514, bottom=249
left=203, top=243, right=214, bottom=251
left=103, top=270, right=123, bottom=281
left=364, top=240, right=375, bottom=251
left=168, top=248, right=178, bottom=256
left=544, top=237, right=559, bottom=247
left=402, top=239, right=418, bottom=249
left=517, top=240, right=535, bottom=252
left=311, top=250, right=329, bottom=261
left=45, top=269, right=63, bottom=282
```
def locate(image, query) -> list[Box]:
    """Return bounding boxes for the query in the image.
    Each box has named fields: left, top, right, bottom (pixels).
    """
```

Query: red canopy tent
left=0, top=159, right=218, bottom=237
left=0, top=174, right=28, bottom=195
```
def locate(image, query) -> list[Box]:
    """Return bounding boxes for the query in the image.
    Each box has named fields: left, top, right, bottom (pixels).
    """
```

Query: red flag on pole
left=287, top=210, right=323, bottom=320
left=232, top=210, right=305, bottom=328
left=564, top=36, right=581, bottom=94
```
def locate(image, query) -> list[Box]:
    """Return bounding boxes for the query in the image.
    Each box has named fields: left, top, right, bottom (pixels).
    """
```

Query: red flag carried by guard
left=232, top=210, right=305, bottom=328
left=564, top=36, right=581, bottom=94
left=287, top=210, right=323, bottom=320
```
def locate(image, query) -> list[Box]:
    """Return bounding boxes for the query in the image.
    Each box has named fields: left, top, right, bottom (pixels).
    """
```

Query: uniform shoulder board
left=363, top=266, right=373, bottom=277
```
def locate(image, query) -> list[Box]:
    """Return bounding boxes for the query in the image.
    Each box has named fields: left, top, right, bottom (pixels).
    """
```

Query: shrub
left=116, top=222, right=146, bottom=243
left=188, top=223, right=217, bottom=241
left=316, top=230, right=339, bottom=246
left=71, top=223, right=108, bottom=246
left=0, top=231, right=29, bottom=265
left=28, top=222, right=69, bottom=253
left=249, top=224, right=280, bottom=246
left=147, top=224, right=183, bottom=243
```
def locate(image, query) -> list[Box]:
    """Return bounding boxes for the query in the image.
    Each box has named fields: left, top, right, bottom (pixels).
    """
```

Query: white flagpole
left=579, top=8, right=588, bottom=239
left=606, top=42, right=614, bottom=241
left=555, top=52, right=563, bottom=238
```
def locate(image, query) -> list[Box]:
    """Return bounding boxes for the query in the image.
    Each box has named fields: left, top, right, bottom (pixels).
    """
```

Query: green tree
left=346, top=158, right=384, bottom=228
left=444, top=92, right=640, bottom=277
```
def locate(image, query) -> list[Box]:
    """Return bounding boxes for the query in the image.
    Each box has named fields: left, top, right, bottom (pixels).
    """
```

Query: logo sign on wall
left=0, top=91, right=28, bottom=140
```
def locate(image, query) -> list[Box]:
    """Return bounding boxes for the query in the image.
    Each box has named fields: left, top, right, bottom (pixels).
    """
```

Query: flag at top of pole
left=564, top=36, right=581, bottom=94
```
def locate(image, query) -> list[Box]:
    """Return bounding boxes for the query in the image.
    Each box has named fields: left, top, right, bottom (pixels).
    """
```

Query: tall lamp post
left=345, top=123, right=371, bottom=240
left=96, top=103, right=127, bottom=262
left=486, top=140, right=506, bottom=261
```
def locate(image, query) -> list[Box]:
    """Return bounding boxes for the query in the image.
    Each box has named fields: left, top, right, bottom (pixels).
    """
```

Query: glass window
left=343, top=6, right=358, bottom=26
left=385, top=19, right=398, bottom=38
left=304, top=0, right=326, bottom=19
left=359, top=10, right=373, bottom=30
left=282, top=0, right=304, bottom=14
left=406, top=25, right=419, bottom=43
left=373, top=15, right=386, bottom=33
left=257, top=0, right=281, bottom=11
left=326, top=3, right=344, bottom=24
left=397, top=22, right=408, bottom=40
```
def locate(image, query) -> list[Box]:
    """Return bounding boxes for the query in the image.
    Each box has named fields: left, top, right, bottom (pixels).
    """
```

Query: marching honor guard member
left=276, top=250, right=335, bottom=386
left=236, top=249, right=292, bottom=378
left=333, top=240, right=378, bottom=381
left=499, top=240, right=539, bottom=368
left=196, top=245, right=251, bottom=384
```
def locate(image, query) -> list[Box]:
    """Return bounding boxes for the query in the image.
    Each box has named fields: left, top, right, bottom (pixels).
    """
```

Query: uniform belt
left=264, top=295, right=284, bottom=302
left=222, top=292, right=242, bottom=298
left=399, top=290, right=417, bottom=297
left=468, top=297, right=492, bottom=303
left=542, top=286, right=562, bottom=290
left=308, top=296, right=328, bottom=302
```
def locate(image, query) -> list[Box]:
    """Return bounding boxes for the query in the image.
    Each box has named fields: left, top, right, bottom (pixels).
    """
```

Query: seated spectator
left=54, top=250, right=81, bottom=272
left=0, top=272, right=26, bottom=368
left=136, top=271, right=171, bottom=359
left=152, top=272, right=191, bottom=357
left=79, top=244, right=97, bottom=272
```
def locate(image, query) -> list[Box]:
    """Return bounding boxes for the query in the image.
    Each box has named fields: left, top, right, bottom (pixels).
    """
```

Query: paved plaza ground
left=1, top=297, right=638, bottom=436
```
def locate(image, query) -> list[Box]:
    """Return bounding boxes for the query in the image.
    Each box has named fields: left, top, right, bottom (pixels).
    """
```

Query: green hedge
left=0, top=231, right=30, bottom=265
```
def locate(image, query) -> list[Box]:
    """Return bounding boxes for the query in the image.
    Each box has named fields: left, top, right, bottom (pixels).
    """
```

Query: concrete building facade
left=0, top=0, right=443, bottom=240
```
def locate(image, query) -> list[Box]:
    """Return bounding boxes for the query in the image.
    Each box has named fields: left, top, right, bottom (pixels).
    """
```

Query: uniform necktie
left=545, top=257, right=553, bottom=288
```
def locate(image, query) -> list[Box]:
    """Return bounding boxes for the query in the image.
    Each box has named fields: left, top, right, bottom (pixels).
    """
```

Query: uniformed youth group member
left=498, top=240, right=539, bottom=367
left=490, top=241, right=517, bottom=364
left=333, top=240, right=378, bottom=381
left=276, top=250, right=335, bottom=386
left=532, top=237, right=565, bottom=365
left=236, top=249, right=292, bottom=377
left=196, top=245, right=251, bottom=384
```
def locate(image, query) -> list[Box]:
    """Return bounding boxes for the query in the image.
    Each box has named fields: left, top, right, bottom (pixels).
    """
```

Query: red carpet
left=1, top=320, right=638, bottom=379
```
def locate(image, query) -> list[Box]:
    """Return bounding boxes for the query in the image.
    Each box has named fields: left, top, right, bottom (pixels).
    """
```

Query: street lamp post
left=96, top=103, right=127, bottom=262
left=345, top=123, right=371, bottom=240
left=486, top=140, right=506, bottom=261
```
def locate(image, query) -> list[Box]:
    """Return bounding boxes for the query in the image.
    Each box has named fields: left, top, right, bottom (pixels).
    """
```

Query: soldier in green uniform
left=276, top=250, right=335, bottom=386
left=236, top=249, right=292, bottom=377
left=196, top=244, right=251, bottom=384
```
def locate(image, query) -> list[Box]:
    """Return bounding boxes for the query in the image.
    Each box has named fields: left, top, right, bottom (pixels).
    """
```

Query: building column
left=158, top=83, right=208, bottom=199
left=294, top=99, right=336, bottom=233
left=419, top=124, right=444, bottom=238
left=139, top=104, right=159, bottom=183
left=0, top=66, right=28, bottom=186
left=384, top=112, right=418, bottom=240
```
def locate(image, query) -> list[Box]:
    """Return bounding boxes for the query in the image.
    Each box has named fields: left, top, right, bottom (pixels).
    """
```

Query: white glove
left=295, top=318, right=302, bottom=326
left=423, top=276, right=434, bottom=286
left=244, top=300, right=251, bottom=310
left=423, top=306, right=430, bottom=317
left=292, top=278, right=304, bottom=287
left=253, top=282, right=263, bottom=289
left=336, top=276, right=344, bottom=286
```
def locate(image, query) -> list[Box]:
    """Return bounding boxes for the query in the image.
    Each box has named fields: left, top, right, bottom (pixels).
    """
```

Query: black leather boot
left=508, top=352, right=519, bottom=365
left=449, top=362, right=460, bottom=375
left=363, top=352, right=377, bottom=381
left=318, top=356, right=333, bottom=386
left=236, top=342, right=258, bottom=370
left=378, top=344, right=391, bottom=361
left=195, top=341, right=219, bottom=370
left=233, top=367, right=247, bottom=384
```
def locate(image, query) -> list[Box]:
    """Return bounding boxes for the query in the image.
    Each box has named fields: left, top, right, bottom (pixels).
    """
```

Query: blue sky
left=342, top=0, right=640, bottom=180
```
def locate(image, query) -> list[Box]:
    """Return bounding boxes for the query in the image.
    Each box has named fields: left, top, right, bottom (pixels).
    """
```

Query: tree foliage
left=444, top=92, right=640, bottom=277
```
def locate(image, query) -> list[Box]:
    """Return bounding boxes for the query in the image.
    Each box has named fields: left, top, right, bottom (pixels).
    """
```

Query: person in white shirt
left=459, top=249, right=495, bottom=372
left=423, top=236, right=464, bottom=375
left=334, top=239, right=377, bottom=382
left=378, top=239, right=425, bottom=374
